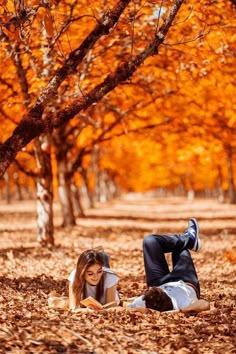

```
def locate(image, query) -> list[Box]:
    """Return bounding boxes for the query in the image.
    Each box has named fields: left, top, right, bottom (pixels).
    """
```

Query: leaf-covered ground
left=0, top=196, right=235, bottom=353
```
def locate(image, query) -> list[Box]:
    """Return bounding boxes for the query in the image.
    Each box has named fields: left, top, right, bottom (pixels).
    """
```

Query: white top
left=129, top=280, right=198, bottom=310
left=68, top=267, right=119, bottom=305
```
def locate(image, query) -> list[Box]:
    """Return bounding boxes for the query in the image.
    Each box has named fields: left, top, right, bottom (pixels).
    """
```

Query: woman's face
left=84, top=263, right=103, bottom=286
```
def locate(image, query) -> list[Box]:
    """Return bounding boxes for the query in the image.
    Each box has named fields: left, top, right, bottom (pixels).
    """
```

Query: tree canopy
left=0, top=0, right=235, bottom=196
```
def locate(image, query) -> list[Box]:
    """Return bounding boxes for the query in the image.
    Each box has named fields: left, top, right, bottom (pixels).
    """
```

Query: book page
left=103, top=301, right=118, bottom=309
left=80, top=296, right=103, bottom=310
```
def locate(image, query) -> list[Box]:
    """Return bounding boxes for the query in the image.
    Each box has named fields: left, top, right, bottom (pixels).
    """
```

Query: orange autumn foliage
left=0, top=0, right=235, bottom=194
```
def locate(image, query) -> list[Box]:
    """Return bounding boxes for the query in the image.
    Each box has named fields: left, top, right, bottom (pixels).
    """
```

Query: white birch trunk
left=35, top=136, right=54, bottom=245
left=80, top=168, right=94, bottom=208
left=57, top=159, right=76, bottom=226
left=71, top=182, right=85, bottom=217
left=34, top=29, right=54, bottom=245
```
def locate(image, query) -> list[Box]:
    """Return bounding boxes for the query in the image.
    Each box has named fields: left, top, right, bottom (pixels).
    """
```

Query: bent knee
left=143, top=234, right=157, bottom=250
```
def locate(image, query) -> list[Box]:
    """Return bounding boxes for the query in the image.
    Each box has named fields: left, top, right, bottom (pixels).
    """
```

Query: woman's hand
left=68, top=282, right=77, bottom=310
left=105, top=284, right=117, bottom=306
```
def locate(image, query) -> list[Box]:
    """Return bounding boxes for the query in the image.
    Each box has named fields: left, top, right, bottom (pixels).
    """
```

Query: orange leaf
left=43, top=11, right=54, bottom=37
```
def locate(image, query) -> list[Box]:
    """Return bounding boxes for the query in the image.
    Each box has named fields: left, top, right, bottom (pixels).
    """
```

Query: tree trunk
left=98, top=170, right=115, bottom=202
left=57, top=159, right=76, bottom=226
left=13, top=171, right=23, bottom=201
left=103, top=171, right=120, bottom=200
left=34, top=136, right=54, bottom=246
left=217, top=165, right=225, bottom=203
left=99, top=171, right=108, bottom=202
left=71, top=181, right=85, bottom=217
left=53, top=126, right=76, bottom=227
left=92, top=144, right=101, bottom=202
left=23, top=182, right=34, bottom=200
left=80, top=167, right=94, bottom=208
left=4, top=171, right=11, bottom=204
left=227, top=149, right=236, bottom=203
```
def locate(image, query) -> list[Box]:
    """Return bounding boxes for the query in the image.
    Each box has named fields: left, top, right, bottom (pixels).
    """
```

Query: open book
left=80, top=296, right=117, bottom=310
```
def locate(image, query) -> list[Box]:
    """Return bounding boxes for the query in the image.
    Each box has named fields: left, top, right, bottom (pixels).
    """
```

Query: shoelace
left=184, top=228, right=195, bottom=235
left=188, top=228, right=195, bottom=236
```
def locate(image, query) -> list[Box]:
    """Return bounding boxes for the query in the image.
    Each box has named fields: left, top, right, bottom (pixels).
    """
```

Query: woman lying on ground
left=68, top=248, right=119, bottom=310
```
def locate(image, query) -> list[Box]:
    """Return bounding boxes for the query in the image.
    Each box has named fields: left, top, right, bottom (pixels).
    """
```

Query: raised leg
left=143, top=233, right=187, bottom=286
left=143, top=228, right=200, bottom=293
left=170, top=250, right=200, bottom=297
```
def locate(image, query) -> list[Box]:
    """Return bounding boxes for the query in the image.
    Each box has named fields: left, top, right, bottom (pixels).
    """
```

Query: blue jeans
left=143, top=233, right=200, bottom=298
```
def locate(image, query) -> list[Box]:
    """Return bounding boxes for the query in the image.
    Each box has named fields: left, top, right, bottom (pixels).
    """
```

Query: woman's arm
left=68, top=282, right=77, bottom=310
left=180, top=299, right=210, bottom=313
left=105, top=284, right=117, bottom=305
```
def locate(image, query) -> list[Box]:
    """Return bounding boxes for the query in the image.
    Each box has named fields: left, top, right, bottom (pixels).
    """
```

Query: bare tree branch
left=53, top=0, right=184, bottom=128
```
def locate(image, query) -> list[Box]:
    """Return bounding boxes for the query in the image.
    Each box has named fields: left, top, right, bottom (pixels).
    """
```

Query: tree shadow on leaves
left=0, top=274, right=68, bottom=296
left=0, top=245, right=63, bottom=260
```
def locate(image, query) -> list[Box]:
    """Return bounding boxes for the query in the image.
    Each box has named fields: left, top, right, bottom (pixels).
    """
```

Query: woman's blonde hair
left=72, top=249, right=105, bottom=307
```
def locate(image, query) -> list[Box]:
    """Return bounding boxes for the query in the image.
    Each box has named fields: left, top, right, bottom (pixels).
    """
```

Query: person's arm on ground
left=106, top=306, right=152, bottom=313
left=69, top=282, right=77, bottom=310
left=105, top=284, right=118, bottom=306
left=120, top=299, right=210, bottom=314
left=123, top=300, right=210, bottom=314
left=180, top=299, right=210, bottom=313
